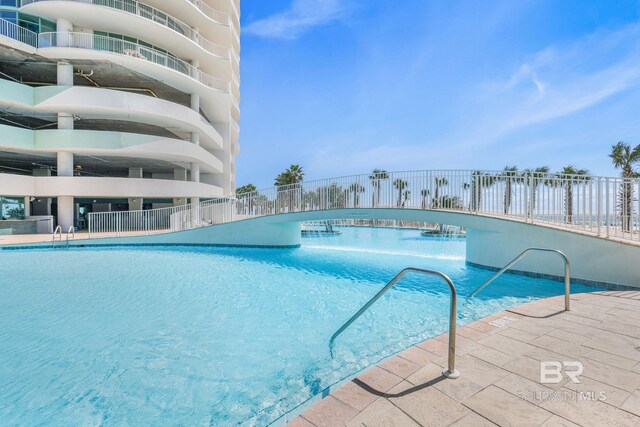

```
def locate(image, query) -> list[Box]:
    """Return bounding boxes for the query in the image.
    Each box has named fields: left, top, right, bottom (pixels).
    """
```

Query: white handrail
left=65, top=225, right=75, bottom=247
left=52, top=225, right=62, bottom=246
left=0, top=18, right=38, bottom=47
left=330, top=267, right=460, bottom=379
left=467, top=248, right=571, bottom=311
left=87, top=170, right=640, bottom=243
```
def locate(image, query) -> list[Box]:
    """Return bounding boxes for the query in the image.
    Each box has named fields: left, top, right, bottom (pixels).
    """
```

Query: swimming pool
left=0, top=227, right=593, bottom=425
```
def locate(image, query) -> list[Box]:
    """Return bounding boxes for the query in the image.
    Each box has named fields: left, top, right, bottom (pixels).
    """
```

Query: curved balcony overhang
left=0, top=125, right=224, bottom=173
left=0, top=173, right=224, bottom=198
left=36, top=86, right=225, bottom=151
left=20, top=0, right=231, bottom=77
left=35, top=33, right=235, bottom=123
left=0, top=79, right=224, bottom=151
left=142, top=0, right=238, bottom=52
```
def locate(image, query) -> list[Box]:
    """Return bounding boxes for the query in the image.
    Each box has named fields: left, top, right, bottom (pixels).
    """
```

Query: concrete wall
left=465, top=225, right=640, bottom=287
left=0, top=220, right=38, bottom=235
left=90, top=219, right=301, bottom=247
left=11, top=207, right=640, bottom=287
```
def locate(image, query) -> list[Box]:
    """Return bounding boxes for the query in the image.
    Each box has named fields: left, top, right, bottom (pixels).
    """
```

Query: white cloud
left=455, top=22, right=640, bottom=151
left=244, top=0, right=346, bottom=39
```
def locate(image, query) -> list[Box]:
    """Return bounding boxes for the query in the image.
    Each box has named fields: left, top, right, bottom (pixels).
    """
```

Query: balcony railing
left=185, top=0, right=232, bottom=26
left=0, top=18, right=38, bottom=47
left=38, top=32, right=230, bottom=93
left=21, top=0, right=230, bottom=59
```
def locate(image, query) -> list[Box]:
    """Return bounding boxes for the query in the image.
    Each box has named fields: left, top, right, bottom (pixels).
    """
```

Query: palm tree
left=433, top=177, right=448, bottom=208
left=274, top=165, right=304, bottom=212
left=470, top=171, right=495, bottom=212
left=502, top=166, right=518, bottom=215
left=402, top=190, right=411, bottom=208
left=610, top=142, right=640, bottom=232
left=393, top=179, right=408, bottom=207
left=420, top=189, right=430, bottom=209
left=369, top=169, right=389, bottom=207
left=274, top=164, right=304, bottom=186
left=349, top=182, right=365, bottom=208
left=522, top=166, right=550, bottom=216
left=557, top=165, right=589, bottom=224
left=236, top=184, right=257, bottom=195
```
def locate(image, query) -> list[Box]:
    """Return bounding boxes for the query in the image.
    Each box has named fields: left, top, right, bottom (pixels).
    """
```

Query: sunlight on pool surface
left=0, top=227, right=593, bottom=425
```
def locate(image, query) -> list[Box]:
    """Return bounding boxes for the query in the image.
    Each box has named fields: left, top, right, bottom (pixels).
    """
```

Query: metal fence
left=88, top=170, right=640, bottom=243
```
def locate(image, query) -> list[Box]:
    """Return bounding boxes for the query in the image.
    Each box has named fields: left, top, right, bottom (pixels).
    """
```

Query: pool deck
left=287, top=291, right=640, bottom=426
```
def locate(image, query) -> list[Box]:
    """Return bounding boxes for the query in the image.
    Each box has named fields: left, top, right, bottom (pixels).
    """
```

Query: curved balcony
left=0, top=125, right=224, bottom=173
left=0, top=18, right=37, bottom=48
left=20, top=0, right=230, bottom=60
left=37, top=32, right=230, bottom=93
left=0, top=174, right=224, bottom=198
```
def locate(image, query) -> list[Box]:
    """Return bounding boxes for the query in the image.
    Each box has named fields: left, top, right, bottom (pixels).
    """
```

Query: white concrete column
left=190, top=197, right=200, bottom=226
left=23, top=196, right=31, bottom=217
left=55, top=18, right=73, bottom=48
left=56, top=18, right=73, bottom=33
left=128, top=198, right=143, bottom=211
left=128, top=167, right=143, bottom=178
left=57, top=61, right=74, bottom=130
left=56, top=151, right=74, bottom=229
left=57, top=152, right=74, bottom=176
left=191, top=92, right=200, bottom=112
left=57, top=61, right=73, bottom=86
left=190, top=75, right=201, bottom=146
left=190, top=60, right=200, bottom=80
left=57, top=196, right=74, bottom=230
left=190, top=163, right=200, bottom=183
left=191, top=132, right=200, bottom=146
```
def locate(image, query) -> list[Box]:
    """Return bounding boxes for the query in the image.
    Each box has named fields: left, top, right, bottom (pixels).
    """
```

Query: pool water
left=0, top=227, right=593, bottom=425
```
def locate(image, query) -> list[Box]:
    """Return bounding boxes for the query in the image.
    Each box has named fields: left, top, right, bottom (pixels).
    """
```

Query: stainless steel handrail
left=65, top=225, right=75, bottom=247
left=467, top=248, right=571, bottom=311
left=330, top=267, right=460, bottom=379
left=52, top=225, right=62, bottom=247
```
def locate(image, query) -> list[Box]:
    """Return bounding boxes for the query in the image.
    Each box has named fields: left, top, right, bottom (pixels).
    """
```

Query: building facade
left=0, top=0, right=240, bottom=230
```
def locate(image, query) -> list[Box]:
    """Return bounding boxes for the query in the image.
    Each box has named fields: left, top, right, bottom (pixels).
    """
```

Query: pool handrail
left=467, top=248, right=571, bottom=311
left=329, top=267, right=460, bottom=379
left=65, top=225, right=75, bottom=247
left=52, top=225, right=62, bottom=247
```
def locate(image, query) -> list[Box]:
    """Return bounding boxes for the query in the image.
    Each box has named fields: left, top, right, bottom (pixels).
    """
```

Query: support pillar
left=190, top=197, right=200, bottom=226
left=190, top=91, right=201, bottom=146
left=57, top=152, right=74, bottom=176
left=128, top=198, right=143, bottom=211
left=23, top=196, right=31, bottom=217
left=129, top=167, right=143, bottom=178
left=56, top=152, right=74, bottom=230
left=190, top=163, right=200, bottom=183
left=57, top=196, right=74, bottom=230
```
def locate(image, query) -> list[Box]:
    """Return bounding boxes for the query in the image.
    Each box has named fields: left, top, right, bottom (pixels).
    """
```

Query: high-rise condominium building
left=0, top=0, right=240, bottom=230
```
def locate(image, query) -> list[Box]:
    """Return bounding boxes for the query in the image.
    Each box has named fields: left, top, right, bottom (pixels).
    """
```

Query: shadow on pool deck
left=288, top=290, right=640, bottom=427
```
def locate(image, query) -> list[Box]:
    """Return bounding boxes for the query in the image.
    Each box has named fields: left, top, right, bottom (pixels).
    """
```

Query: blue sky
left=237, top=0, right=640, bottom=188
